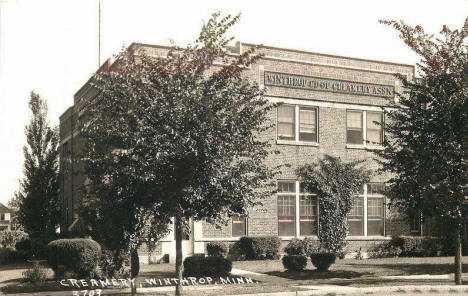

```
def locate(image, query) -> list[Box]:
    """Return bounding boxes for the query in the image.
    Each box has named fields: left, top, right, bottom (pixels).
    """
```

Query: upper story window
left=366, top=112, right=384, bottom=145
left=277, top=105, right=318, bottom=144
left=347, top=111, right=363, bottom=144
left=277, top=105, right=295, bottom=140
left=347, top=110, right=384, bottom=146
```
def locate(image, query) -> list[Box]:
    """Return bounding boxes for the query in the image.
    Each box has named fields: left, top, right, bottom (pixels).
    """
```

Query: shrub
left=183, top=254, right=205, bottom=277
left=15, top=238, right=48, bottom=260
left=206, top=242, right=228, bottom=257
left=284, top=238, right=320, bottom=256
left=227, top=241, right=245, bottom=261
left=99, top=249, right=128, bottom=278
left=238, top=236, right=281, bottom=260
left=204, top=256, right=232, bottom=276
left=0, top=230, right=28, bottom=249
left=282, top=255, right=307, bottom=271
left=310, top=253, right=336, bottom=272
left=22, top=263, right=48, bottom=283
left=0, top=248, right=18, bottom=264
left=183, top=254, right=232, bottom=277
left=47, top=239, right=101, bottom=278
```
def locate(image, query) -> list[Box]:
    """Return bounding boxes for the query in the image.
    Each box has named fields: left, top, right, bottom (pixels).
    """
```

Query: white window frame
left=277, top=180, right=319, bottom=239
left=277, top=105, right=319, bottom=146
left=346, top=110, right=384, bottom=150
left=348, top=183, right=386, bottom=238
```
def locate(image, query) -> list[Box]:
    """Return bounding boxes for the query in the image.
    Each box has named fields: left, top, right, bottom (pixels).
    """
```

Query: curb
left=230, top=285, right=468, bottom=296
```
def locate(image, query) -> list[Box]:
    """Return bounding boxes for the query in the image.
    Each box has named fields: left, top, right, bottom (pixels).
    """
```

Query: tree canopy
left=15, top=92, right=60, bottom=242
left=80, top=12, right=279, bottom=292
left=378, top=18, right=468, bottom=284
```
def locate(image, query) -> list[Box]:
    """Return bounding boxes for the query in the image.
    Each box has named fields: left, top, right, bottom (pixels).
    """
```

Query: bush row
left=369, top=236, right=455, bottom=258
left=183, top=254, right=232, bottom=277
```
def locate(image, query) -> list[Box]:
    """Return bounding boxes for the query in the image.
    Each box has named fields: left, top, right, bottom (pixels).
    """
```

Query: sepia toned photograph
left=0, top=0, right=467, bottom=295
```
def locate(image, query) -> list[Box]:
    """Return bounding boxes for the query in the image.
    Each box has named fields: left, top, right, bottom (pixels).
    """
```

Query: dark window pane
left=279, top=221, right=296, bottom=236
left=232, top=216, right=246, bottom=237
left=367, top=197, right=384, bottom=236
left=278, top=181, right=295, bottom=193
left=347, top=111, right=363, bottom=144
left=348, top=220, right=364, bottom=236
left=299, top=196, right=317, bottom=236
left=347, top=130, right=363, bottom=144
left=368, top=183, right=385, bottom=195
left=278, top=195, right=296, bottom=236
left=348, top=196, right=364, bottom=235
left=366, top=112, right=383, bottom=145
left=278, top=105, right=295, bottom=140
left=299, top=107, right=317, bottom=142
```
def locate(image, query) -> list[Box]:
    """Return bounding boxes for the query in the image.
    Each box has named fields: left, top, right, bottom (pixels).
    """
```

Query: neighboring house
left=0, top=203, right=11, bottom=231
left=60, top=42, right=420, bottom=262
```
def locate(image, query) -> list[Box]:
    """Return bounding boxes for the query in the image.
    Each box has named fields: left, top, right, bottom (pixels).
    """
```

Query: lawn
left=0, top=256, right=467, bottom=295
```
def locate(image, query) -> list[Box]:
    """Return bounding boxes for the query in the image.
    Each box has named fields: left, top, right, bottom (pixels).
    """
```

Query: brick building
left=60, top=42, right=418, bottom=262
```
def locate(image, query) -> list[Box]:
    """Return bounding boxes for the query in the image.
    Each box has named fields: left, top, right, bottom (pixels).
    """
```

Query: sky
left=0, top=0, right=467, bottom=206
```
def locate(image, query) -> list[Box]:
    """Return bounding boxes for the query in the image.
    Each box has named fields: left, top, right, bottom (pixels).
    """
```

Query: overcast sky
left=0, top=0, right=467, bottom=206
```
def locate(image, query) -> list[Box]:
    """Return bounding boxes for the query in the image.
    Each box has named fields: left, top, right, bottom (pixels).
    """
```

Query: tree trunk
left=130, top=248, right=140, bottom=295
left=455, top=227, right=463, bottom=285
left=175, top=217, right=184, bottom=296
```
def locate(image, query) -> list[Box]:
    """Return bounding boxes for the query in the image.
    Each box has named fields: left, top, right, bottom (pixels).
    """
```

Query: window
left=347, top=110, right=384, bottom=146
left=299, top=107, right=318, bottom=142
left=299, top=184, right=317, bottom=235
left=348, top=196, right=364, bottom=235
left=0, top=213, right=4, bottom=221
left=366, top=112, right=383, bottom=145
left=277, top=105, right=318, bottom=143
left=277, top=181, right=296, bottom=236
left=277, top=105, right=295, bottom=140
left=347, top=111, right=363, bottom=144
left=232, top=216, right=247, bottom=237
left=410, top=213, right=422, bottom=235
left=367, top=183, right=385, bottom=236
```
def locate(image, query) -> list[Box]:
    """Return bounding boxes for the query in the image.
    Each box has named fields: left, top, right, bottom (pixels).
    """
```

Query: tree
left=297, top=155, right=369, bottom=253
left=378, top=18, right=468, bottom=284
left=81, top=12, right=278, bottom=295
left=15, top=92, right=60, bottom=243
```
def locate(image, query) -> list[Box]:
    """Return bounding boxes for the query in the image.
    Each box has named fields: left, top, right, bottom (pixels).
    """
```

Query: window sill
left=276, top=140, right=319, bottom=147
left=346, top=144, right=384, bottom=151
left=346, top=236, right=390, bottom=241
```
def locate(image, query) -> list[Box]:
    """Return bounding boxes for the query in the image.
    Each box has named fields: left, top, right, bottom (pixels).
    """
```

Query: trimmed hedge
left=183, top=254, right=232, bottom=277
left=282, top=255, right=307, bottom=271
left=369, top=236, right=449, bottom=258
left=310, top=253, right=336, bottom=272
left=47, top=239, right=101, bottom=278
left=284, top=238, right=320, bottom=256
left=238, top=236, right=281, bottom=260
left=206, top=242, right=228, bottom=257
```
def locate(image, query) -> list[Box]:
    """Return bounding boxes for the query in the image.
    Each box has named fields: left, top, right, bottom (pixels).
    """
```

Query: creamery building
left=60, top=42, right=419, bottom=262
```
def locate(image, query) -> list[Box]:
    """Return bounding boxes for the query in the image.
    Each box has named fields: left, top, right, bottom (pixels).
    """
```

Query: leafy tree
left=15, top=92, right=60, bottom=243
left=378, top=18, right=468, bottom=284
left=81, top=12, right=278, bottom=295
left=297, top=155, right=369, bottom=253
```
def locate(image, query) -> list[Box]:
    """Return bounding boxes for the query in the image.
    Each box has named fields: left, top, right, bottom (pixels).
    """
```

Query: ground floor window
left=278, top=181, right=296, bottom=236
left=278, top=181, right=386, bottom=237
left=232, top=216, right=247, bottom=236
